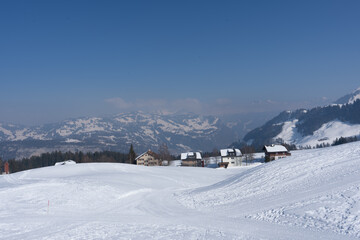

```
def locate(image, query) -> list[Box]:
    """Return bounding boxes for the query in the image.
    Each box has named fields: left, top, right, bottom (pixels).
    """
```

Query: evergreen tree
left=128, top=144, right=136, bottom=164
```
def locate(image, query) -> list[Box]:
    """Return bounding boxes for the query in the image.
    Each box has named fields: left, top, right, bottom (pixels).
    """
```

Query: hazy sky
left=1, top=0, right=359, bottom=125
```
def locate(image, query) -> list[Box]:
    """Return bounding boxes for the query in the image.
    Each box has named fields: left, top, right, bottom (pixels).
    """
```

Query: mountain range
left=242, top=88, right=360, bottom=148
left=0, top=112, right=245, bottom=160
left=1, top=88, right=359, bottom=159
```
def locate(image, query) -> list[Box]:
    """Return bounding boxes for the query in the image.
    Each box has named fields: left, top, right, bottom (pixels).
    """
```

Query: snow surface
left=0, top=125, right=14, bottom=137
left=54, top=160, right=76, bottom=166
left=275, top=120, right=360, bottom=147
left=345, top=88, right=360, bottom=105
left=349, top=94, right=360, bottom=104
left=154, top=117, right=218, bottom=136
left=64, top=138, right=82, bottom=143
left=1, top=142, right=360, bottom=239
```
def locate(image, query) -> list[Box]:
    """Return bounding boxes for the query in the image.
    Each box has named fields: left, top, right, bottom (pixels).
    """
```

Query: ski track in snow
left=1, top=142, right=360, bottom=239
left=249, top=185, right=360, bottom=237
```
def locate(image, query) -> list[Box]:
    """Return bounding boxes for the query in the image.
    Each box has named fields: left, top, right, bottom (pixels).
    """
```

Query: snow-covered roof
left=135, top=151, right=147, bottom=160
left=135, top=150, right=157, bottom=160
left=263, top=145, right=288, bottom=153
left=54, top=160, right=76, bottom=166
left=181, top=152, right=202, bottom=160
left=220, top=148, right=242, bottom=157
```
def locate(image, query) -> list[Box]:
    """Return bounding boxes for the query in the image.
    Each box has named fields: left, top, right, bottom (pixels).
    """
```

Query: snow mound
left=177, top=142, right=360, bottom=238
left=54, top=160, right=76, bottom=166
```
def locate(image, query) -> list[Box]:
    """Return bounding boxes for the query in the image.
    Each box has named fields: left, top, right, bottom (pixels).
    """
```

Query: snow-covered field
left=1, top=142, right=360, bottom=239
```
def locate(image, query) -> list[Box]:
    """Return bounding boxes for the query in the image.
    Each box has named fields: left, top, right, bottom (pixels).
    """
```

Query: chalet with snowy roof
left=136, top=150, right=161, bottom=166
left=263, top=144, right=291, bottom=162
left=220, top=148, right=242, bottom=167
left=181, top=152, right=202, bottom=167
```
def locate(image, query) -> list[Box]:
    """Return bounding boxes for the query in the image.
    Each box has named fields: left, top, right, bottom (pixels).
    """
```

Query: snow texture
left=54, top=160, right=76, bottom=166
left=1, top=142, right=360, bottom=239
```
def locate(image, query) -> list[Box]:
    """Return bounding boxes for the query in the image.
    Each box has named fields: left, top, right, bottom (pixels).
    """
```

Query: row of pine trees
left=2, top=145, right=138, bottom=174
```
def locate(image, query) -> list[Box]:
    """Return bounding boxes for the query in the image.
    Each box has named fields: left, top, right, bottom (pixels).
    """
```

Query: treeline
left=7, top=150, right=129, bottom=174
left=332, top=136, right=358, bottom=146
left=302, top=136, right=359, bottom=149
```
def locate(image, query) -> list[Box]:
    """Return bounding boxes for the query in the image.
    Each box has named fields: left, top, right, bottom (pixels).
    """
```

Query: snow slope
left=1, top=142, right=360, bottom=239
left=244, top=87, right=360, bottom=148
left=275, top=120, right=360, bottom=147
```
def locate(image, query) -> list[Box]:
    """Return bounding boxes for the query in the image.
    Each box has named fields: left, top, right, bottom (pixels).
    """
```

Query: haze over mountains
left=0, top=88, right=359, bottom=160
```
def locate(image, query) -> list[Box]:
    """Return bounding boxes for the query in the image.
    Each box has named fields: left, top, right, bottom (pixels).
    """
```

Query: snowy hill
left=1, top=142, right=360, bottom=239
left=0, top=112, right=237, bottom=159
left=243, top=88, right=360, bottom=148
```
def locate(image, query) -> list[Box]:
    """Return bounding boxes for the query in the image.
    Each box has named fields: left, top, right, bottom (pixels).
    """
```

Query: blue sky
left=1, top=0, right=359, bottom=125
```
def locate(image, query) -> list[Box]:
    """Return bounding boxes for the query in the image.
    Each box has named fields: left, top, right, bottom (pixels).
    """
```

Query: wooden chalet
left=136, top=150, right=162, bottom=166
left=263, top=144, right=291, bottom=162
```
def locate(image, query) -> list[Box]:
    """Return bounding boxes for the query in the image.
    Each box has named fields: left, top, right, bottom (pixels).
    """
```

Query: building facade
left=136, top=150, right=161, bottom=166
left=220, top=148, right=242, bottom=167
left=263, top=144, right=291, bottom=162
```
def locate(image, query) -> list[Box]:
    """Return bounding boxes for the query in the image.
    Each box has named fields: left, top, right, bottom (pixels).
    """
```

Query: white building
left=220, top=148, right=242, bottom=167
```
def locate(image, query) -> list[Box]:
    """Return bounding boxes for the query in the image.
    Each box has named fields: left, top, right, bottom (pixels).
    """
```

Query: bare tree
left=212, top=148, right=219, bottom=156
left=241, top=145, right=255, bottom=166
left=158, top=143, right=171, bottom=164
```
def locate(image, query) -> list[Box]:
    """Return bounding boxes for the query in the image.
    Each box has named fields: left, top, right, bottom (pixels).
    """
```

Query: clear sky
left=1, top=0, right=359, bottom=125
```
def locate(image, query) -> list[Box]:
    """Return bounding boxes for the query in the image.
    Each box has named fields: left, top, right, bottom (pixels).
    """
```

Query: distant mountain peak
left=242, top=88, right=360, bottom=149
left=334, top=87, right=360, bottom=105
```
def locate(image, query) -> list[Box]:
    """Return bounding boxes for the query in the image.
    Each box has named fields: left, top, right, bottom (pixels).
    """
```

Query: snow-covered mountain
left=0, top=112, right=237, bottom=159
left=243, top=88, right=360, bottom=148
left=334, top=87, right=360, bottom=105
